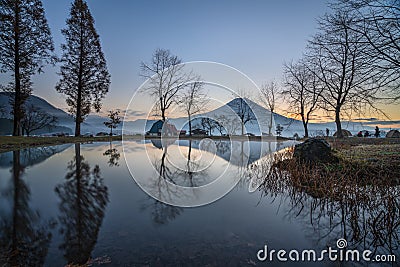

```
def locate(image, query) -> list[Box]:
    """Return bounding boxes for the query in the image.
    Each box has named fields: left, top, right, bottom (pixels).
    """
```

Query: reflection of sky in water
left=0, top=141, right=398, bottom=266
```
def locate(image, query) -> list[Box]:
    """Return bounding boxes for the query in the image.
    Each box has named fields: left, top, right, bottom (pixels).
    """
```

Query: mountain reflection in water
left=0, top=140, right=397, bottom=266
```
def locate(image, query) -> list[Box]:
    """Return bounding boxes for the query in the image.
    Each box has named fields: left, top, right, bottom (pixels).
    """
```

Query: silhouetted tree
left=55, top=144, right=109, bottom=265
left=200, top=117, right=219, bottom=136
left=0, top=0, right=55, bottom=136
left=178, top=81, right=208, bottom=136
left=337, top=0, right=400, bottom=92
left=283, top=60, right=322, bottom=138
left=21, top=104, right=58, bottom=136
left=103, top=109, right=121, bottom=136
left=229, top=96, right=256, bottom=135
left=140, top=48, right=191, bottom=121
left=307, top=9, right=385, bottom=138
left=214, top=114, right=240, bottom=136
left=0, top=151, right=52, bottom=266
left=260, top=81, right=278, bottom=136
left=56, top=0, right=110, bottom=137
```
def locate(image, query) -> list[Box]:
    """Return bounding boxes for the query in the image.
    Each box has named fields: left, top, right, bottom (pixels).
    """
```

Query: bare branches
left=229, top=90, right=257, bottom=136
left=140, top=48, right=192, bottom=121
left=336, top=0, right=400, bottom=92
left=260, top=81, right=278, bottom=136
left=306, top=9, right=384, bottom=137
left=260, top=81, right=276, bottom=113
left=177, top=81, right=209, bottom=135
left=282, top=60, right=322, bottom=137
left=21, top=104, right=58, bottom=136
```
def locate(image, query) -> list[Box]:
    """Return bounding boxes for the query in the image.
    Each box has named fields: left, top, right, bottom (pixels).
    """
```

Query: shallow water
left=0, top=140, right=398, bottom=266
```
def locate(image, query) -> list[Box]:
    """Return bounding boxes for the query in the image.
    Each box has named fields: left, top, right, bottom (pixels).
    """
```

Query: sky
left=1, top=0, right=399, bottom=121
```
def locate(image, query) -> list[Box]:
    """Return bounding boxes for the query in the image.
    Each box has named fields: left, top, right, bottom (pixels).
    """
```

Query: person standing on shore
left=374, top=126, right=380, bottom=138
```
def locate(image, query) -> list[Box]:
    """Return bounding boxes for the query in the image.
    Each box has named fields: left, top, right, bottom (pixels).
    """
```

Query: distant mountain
left=123, top=98, right=303, bottom=136
left=201, top=97, right=300, bottom=135
left=0, top=92, right=113, bottom=134
left=123, top=98, right=388, bottom=137
left=1, top=92, right=391, bottom=137
left=0, top=92, right=72, bottom=123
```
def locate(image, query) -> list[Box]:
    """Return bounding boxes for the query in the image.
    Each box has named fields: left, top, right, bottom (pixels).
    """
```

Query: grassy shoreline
left=269, top=137, right=400, bottom=199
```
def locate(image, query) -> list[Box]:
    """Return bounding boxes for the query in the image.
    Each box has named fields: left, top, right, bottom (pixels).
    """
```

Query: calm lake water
left=0, top=140, right=398, bottom=266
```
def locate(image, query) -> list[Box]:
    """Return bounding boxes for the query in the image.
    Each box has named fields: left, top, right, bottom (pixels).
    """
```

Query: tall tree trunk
left=13, top=2, right=21, bottom=136
left=335, top=107, right=343, bottom=138
left=161, top=97, right=166, bottom=122
left=303, top=121, right=309, bottom=138
left=188, top=113, right=192, bottom=136
left=187, top=139, right=193, bottom=186
left=75, top=80, right=82, bottom=137
left=188, top=139, right=192, bottom=161
left=301, top=112, right=309, bottom=138
left=161, top=109, right=166, bottom=122
left=268, top=109, right=273, bottom=136
left=75, top=25, right=84, bottom=136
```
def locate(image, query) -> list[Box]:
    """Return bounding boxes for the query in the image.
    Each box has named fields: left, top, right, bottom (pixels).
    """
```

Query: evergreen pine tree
left=56, top=0, right=110, bottom=136
left=0, top=0, right=55, bottom=136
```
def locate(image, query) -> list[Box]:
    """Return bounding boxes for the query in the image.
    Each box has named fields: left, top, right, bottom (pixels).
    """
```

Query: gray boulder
left=293, top=138, right=337, bottom=163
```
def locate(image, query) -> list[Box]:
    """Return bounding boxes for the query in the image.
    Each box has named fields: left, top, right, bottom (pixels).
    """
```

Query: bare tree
left=260, top=81, right=277, bottom=136
left=178, top=81, right=208, bottom=136
left=140, top=49, right=191, bottom=121
left=229, top=93, right=256, bottom=136
left=103, top=110, right=121, bottom=136
left=213, top=117, right=227, bottom=135
left=214, top=114, right=239, bottom=136
left=21, top=104, right=58, bottom=136
left=282, top=60, right=322, bottom=138
left=307, top=10, right=385, bottom=138
left=337, top=0, right=400, bottom=93
left=200, top=117, right=218, bottom=136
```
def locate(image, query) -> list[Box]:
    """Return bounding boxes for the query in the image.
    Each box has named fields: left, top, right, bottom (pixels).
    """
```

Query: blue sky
left=6, top=0, right=398, bottom=121
left=21, top=0, right=327, bottom=114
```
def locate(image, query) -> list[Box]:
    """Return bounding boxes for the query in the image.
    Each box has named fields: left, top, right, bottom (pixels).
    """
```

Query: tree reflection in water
left=0, top=150, right=53, bottom=266
left=151, top=139, right=210, bottom=192
left=55, top=144, right=109, bottom=265
left=103, top=141, right=120, bottom=167
left=253, top=154, right=400, bottom=260
left=141, top=199, right=183, bottom=226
